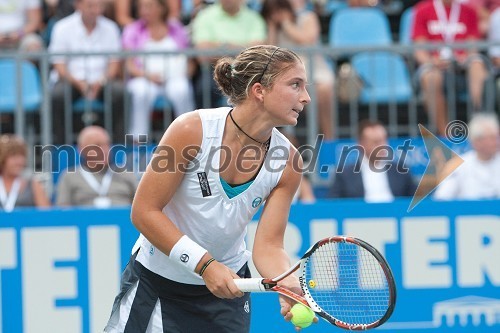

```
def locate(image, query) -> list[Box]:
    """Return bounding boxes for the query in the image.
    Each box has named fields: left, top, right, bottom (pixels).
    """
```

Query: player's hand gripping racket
left=234, top=236, right=396, bottom=330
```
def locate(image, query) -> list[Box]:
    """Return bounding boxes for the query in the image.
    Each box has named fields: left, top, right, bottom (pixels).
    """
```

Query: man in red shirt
left=412, top=0, right=488, bottom=135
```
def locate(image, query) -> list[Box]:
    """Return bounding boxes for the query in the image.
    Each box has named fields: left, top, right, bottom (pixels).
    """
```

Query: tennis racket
left=234, top=236, right=396, bottom=330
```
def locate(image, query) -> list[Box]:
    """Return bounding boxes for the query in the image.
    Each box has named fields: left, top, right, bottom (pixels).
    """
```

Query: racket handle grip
left=234, top=278, right=267, bottom=292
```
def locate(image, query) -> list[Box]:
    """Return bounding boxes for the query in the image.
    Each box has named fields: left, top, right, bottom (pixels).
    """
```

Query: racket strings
left=303, top=241, right=390, bottom=326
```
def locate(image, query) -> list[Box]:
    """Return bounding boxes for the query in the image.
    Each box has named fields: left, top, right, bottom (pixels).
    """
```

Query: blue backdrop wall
left=1, top=199, right=499, bottom=333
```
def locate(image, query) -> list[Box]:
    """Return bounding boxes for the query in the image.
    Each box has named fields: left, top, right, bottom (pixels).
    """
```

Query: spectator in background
left=49, top=0, right=126, bottom=144
left=434, top=113, right=500, bottom=200
left=191, top=0, right=266, bottom=108
left=412, top=0, right=488, bottom=135
left=328, top=120, right=417, bottom=201
left=0, top=134, right=50, bottom=212
left=489, top=8, right=500, bottom=110
left=262, top=0, right=335, bottom=140
left=0, top=0, right=44, bottom=51
left=122, top=0, right=194, bottom=141
left=56, top=126, right=138, bottom=207
left=114, top=0, right=180, bottom=27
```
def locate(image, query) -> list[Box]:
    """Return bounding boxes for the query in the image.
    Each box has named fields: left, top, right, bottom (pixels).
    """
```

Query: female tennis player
left=104, top=45, right=311, bottom=332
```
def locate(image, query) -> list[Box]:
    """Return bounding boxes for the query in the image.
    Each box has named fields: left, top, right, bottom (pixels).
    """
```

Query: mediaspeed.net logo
left=409, top=121, right=467, bottom=212
left=32, top=122, right=470, bottom=212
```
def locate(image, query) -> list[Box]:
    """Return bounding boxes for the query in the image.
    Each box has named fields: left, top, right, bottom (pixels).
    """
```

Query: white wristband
left=169, top=235, right=207, bottom=273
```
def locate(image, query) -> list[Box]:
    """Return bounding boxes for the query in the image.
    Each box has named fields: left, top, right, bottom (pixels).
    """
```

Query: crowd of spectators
left=1, top=0, right=499, bottom=209
left=1, top=0, right=499, bottom=142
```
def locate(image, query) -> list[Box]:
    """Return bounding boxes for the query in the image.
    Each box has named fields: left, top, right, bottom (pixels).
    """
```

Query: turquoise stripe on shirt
left=220, top=177, right=253, bottom=199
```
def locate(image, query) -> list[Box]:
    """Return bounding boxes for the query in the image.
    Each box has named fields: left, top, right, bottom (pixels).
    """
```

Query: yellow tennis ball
left=308, top=280, right=316, bottom=288
left=290, top=303, right=315, bottom=329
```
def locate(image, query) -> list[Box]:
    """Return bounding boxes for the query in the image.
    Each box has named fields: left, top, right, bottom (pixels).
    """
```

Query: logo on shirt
left=252, top=197, right=262, bottom=208
left=244, top=300, right=250, bottom=314
left=180, top=254, right=190, bottom=263
left=428, top=21, right=466, bottom=36
left=197, top=172, right=212, bottom=197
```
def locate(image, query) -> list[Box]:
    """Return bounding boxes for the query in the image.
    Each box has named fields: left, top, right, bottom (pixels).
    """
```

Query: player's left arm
left=253, top=146, right=303, bottom=316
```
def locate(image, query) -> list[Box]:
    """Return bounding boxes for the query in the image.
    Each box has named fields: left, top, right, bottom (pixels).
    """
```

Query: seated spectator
left=262, top=0, right=335, bottom=140
left=0, top=134, right=51, bottom=212
left=48, top=0, right=126, bottom=144
left=122, top=0, right=194, bottom=140
left=191, top=0, right=266, bottom=108
left=0, top=0, right=44, bottom=51
left=434, top=113, right=500, bottom=200
left=56, top=126, right=138, bottom=207
left=489, top=8, right=500, bottom=110
left=114, top=0, right=180, bottom=27
left=412, top=0, right=488, bottom=135
left=328, top=120, right=417, bottom=201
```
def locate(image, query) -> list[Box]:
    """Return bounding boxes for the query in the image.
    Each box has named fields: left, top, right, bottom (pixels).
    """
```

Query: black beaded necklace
left=228, top=109, right=271, bottom=152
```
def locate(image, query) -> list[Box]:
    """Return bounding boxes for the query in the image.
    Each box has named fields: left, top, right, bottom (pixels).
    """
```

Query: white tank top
left=136, top=107, right=291, bottom=285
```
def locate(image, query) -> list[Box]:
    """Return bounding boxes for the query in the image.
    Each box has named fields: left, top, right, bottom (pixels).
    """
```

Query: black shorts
left=104, top=252, right=252, bottom=333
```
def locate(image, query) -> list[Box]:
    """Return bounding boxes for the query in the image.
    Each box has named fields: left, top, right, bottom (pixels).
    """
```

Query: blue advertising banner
left=315, top=137, right=471, bottom=180
left=0, top=199, right=499, bottom=333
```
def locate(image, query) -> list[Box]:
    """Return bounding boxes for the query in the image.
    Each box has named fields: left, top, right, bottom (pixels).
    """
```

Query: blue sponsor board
left=0, top=199, right=498, bottom=332
left=315, top=137, right=471, bottom=180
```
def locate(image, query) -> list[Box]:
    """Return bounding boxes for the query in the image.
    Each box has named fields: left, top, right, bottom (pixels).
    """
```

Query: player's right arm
left=130, top=111, right=243, bottom=299
left=131, top=111, right=198, bottom=253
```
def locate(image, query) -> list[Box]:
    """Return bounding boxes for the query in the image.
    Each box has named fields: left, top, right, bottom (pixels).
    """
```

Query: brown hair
left=213, top=45, right=302, bottom=105
left=0, top=134, right=27, bottom=173
left=261, top=0, right=295, bottom=23
left=138, top=0, right=170, bottom=21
